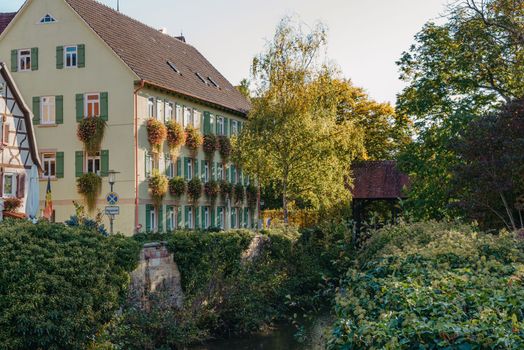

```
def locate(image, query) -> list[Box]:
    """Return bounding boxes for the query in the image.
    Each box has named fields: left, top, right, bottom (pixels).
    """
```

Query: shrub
left=148, top=170, right=168, bottom=206
left=204, top=180, right=220, bottom=205
left=327, top=221, right=524, bottom=349
left=77, top=172, right=102, bottom=212
left=234, top=183, right=245, bottom=203
left=203, top=134, right=218, bottom=161
left=185, top=126, right=203, bottom=157
left=147, top=118, right=167, bottom=153
left=0, top=219, right=140, bottom=349
left=218, top=136, right=232, bottom=163
left=187, top=177, right=202, bottom=203
left=246, top=184, right=257, bottom=209
left=165, top=120, right=185, bottom=157
left=3, top=197, right=22, bottom=212
left=77, top=117, right=107, bottom=155
left=219, top=180, right=233, bottom=199
left=168, top=176, right=186, bottom=197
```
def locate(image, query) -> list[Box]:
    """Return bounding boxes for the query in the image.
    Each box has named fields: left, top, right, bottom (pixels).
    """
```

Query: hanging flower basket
left=3, top=197, right=22, bottom=212
left=148, top=169, right=168, bottom=207
left=203, top=134, right=218, bottom=161
left=218, top=136, right=232, bottom=164
left=219, top=180, right=233, bottom=200
left=77, top=117, right=107, bottom=155
left=204, top=180, right=220, bottom=206
left=185, top=125, right=203, bottom=158
left=187, top=177, right=202, bottom=204
left=147, top=118, right=167, bottom=154
left=234, top=183, right=245, bottom=204
left=246, top=184, right=257, bottom=209
left=165, top=120, right=185, bottom=159
left=169, top=176, right=186, bottom=197
left=77, top=172, right=102, bottom=212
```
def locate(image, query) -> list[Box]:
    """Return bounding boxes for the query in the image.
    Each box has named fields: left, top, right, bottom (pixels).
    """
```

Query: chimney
left=175, top=35, right=186, bottom=43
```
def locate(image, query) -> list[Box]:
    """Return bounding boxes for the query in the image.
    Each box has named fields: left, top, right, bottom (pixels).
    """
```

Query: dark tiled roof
left=351, top=161, right=410, bottom=200
left=0, top=12, right=16, bottom=35
left=65, top=0, right=250, bottom=115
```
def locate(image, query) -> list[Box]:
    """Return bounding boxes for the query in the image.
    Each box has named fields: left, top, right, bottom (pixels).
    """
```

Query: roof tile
left=0, top=12, right=16, bottom=35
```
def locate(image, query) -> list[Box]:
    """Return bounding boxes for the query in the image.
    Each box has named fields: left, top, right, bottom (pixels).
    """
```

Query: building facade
left=0, top=0, right=253, bottom=234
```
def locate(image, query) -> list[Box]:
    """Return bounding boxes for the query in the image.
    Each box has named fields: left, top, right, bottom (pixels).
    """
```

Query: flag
left=43, top=176, right=53, bottom=220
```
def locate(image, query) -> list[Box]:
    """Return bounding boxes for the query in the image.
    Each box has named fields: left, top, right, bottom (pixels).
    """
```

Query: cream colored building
left=0, top=0, right=253, bottom=234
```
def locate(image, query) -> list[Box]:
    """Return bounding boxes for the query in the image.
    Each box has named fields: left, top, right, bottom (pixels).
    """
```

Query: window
left=193, top=109, right=201, bottom=129
left=187, top=158, right=193, bottom=180
left=204, top=207, right=209, bottom=229
left=85, top=93, right=100, bottom=118
left=231, top=120, right=238, bottom=135
left=18, top=49, right=31, bottom=71
left=3, top=173, right=16, bottom=197
left=195, top=72, right=207, bottom=84
left=156, top=99, right=164, bottom=121
left=64, top=46, right=78, bottom=68
left=42, top=152, right=56, bottom=178
left=217, top=116, right=224, bottom=135
left=167, top=61, right=180, bottom=74
left=147, top=97, right=155, bottom=118
left=145, top=152, right=153, bottom=177
left=231, top=208, right=237, bottom=228
left=39, top=14, right=56, bottom=23
left=166, top=207, right=175, bottom=231
left=86, top=152, right=101, bottom=175
left=217, top=163, right=223, bottom=180
left=166, top=102, right=174, bottom=122
left=175, top=104, right=183, bottom=124
left=150, top=208, right=157, bottom=232
left=166, top=157, right=175, bottom=178
left=183, top=106, right=192, bottom=127
left=207, top=77, right=219, bottom=88
left=217, top=207, right=223, bottom=229
left=204, top=161, right=209, bottom=182
left=40, top=96, right=55, bottom=125
left=187, top=207, right=193, bottom=229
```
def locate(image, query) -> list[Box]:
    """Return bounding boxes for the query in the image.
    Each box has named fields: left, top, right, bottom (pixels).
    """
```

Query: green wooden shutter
left=177, top=207, right=182, bottom=228
left=238, top=169, right=243, bottom=185
left=76, top=93, right=84, bottom=121
left=211, top=162, right=216, bottom=180
left=101, top=150, right=109, bottom=177
left=184, top=157, right=189, bottom=179
left=56, top=46, right=64, bottom=69
left=100, top=92, right=108, bottom=121
left=201, top=160, right=206, bottom=181
left=230, top=119, right=234, bottom=136
left=75, top=151, right=84, bottom=177
left=32, top=97, right=40, bottom=125
left=146, top=204, right=152, bottom=232
left=211, top=208, right=216, bottom=227
left=56, top=152, right=64, bottom=178
left=201, top=207, right=206, bottom=228
left=10, top=50, right=17, bottom=72
left=203, top=111, right=210, bottom=134
left=224, top=118, right=229, bottom=137
left=210, top=115, right=215, bottom=135
left=30, top=48, right=38, bottom=71
left=244, top=208, right=249, bottom=228
left=194, top=159, right=199, bottom=178
left=226, top=165, right=230, bottom=183
left=158, top=205, right=164, bottom=232
left=195, top=206, right=200, bottom=229
left=231, top=165, right=236, bottom=183
left=55, top=95, right=63, bottom=124
left=177, top=157, right=182, bottom=177
left=78, top=44, right=85, bottom=68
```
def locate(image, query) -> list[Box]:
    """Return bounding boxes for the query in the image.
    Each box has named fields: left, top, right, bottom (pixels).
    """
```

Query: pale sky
left=4, top=0, right=450, bottom=104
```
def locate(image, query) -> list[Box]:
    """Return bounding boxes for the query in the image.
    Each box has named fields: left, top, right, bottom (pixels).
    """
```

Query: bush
left=168, top=176, right=186, bottom=197
left=204, top=180, right=220, bottom=205
left=234, top=183, right=245, bottom=203
left=185, top=126, right=203, bottom=156
left=187, top=177, right=202, bottom=203
left=220, top=180, right=233, bottom=199
left=203, top=134, right=218, bottom=160
left=148, top=169, right=168, bottom=206
left=77, top=172, right=102, bottom=212
left=165, top=120, right=185, bottom=157
left=218, top=136, right=232, bottom=163
left=0, top=219, right=140, bottom=349
left=327, top=221, right=524, bottom=349
left=3, top=197, right=22, bottom=212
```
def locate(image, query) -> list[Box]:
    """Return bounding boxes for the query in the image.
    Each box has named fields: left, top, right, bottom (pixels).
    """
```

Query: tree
left=236, top=78, right=251, bottom=100
left=396, top=0, right=524, bottom=220
left=236, top=17, right=365, bottom=222
left=451, top=99, right=524, bottom=230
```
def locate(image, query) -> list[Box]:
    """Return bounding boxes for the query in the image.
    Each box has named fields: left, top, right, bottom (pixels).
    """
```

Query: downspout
left=134, top=80, right=145, bottom=233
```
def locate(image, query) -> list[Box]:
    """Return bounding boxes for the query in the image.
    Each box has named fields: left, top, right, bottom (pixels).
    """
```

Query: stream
left=189, top=314, right=332, bottom=350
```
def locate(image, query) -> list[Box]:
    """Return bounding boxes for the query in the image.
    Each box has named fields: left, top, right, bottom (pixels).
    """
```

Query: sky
left=4, top=0, right=450, bottom=104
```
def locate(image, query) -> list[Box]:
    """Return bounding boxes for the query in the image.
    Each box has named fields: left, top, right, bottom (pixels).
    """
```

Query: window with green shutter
left=244, top=208, right=249, bottom=228
left=75, top=151, right=84, bottom=177
left=101, top=150, right=109, bottom=177
left=146, top=204, right=153, bottom=232
left=100, top=92, right=108, bottom=121
left=184, top=157, right=189, bottom=179
left=195, top=206, right=200, bottom=229
left=177, top=157, right=182, bottom=177
left=211, top=207, right=216, bottom=227
left=56, top=46, right=64, bottom=69
left=194, top=159, right=199, bottom=178
left=55, top=95, right=63, bottom=124
left=184, top=206, right=190, bottom=228
left=32, top=97, right=40, bottom=125
left=158, top=205, right=164, bottom=233
left=78, top=44, right=85, bottom=68
left=10, top=50, right=17, bottom=72
left=203, top=111, right=210, bottom=134
left=177, top=207, right=182, bottom=228
left=201, top=206, right=206, bottom=229
left=201, top=160, right=206, bottom=181
left=224, top=117, right=229, bottom=137
left=31, top=48, right=38, bottom=71
left=210, top=114, right=215, bottom=135
left=75, top=93, right=84, bottom=121
left=56, top=152, right=64, bottom=178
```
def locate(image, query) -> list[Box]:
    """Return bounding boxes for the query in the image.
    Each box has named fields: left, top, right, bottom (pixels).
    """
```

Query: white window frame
left=183, top=106, right=192, bottom=128
left=232, top=120, right=238, bottom=135
left=86, top=151, right=101, bottom=175
left=85, top=93, right=100, bottom=118
left=204, top=162, right=209, bottom=182
left=147, top=97, right=155, bottom=118
left=175, top=104, right=183, bottom=124
left=40, top=96, right=56, bottom=125
left=217, top=116, right=224, bottom=135
left=150, top=208, right=157, bottom=232
left=217, top=163, right=223, bottom=180
left=193, top=109, right=201, bottom=129
left=167, top=206, right=175, bottom=231
left=64, top=45, right=78, bottom=68
left=187, top=158, right=193, bottom=180
left=166, top=157, right=175, bottom=178
left=18, top=49, right=31, bottom=72
left=166, top=102, right=174, bottom=122
left=42, top=152, right=56, bottom=178
left=187, top=207, right=193, bottom=229
left=3, top=173, right=16, bottom=198
left=145, top=152, right=153, bottom=177
left=156, top=99, right=164, bottom=121
left=204, top=207, right=209, bottom=229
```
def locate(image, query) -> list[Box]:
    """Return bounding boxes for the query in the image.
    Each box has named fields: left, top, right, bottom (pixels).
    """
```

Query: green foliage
left=77, top=117, right=107, bottom=155
left=328, top=221, right=524, bottom=349
left=168, top=176, right=186, bottom=198
left=246, top=183, right=258, bottom=209
left=0, top=219, right=140, bottom=349
left=219, top=179, right=233, bottom=199
left=234, top=183, right=245, bottom=204
left=204, top=179, right=219, bottom=205
left=76, top=172, right=102, bottom=212
left=3, top=197, right=21, bottom=212
left=148, top=169, right=168, bottom=207
left=185, top=125, right=203, bottom=156
left=187, top=177, right=202, bottom=203
left=203, top=134, right=218, bottom=161
left=218, top=136, right=232, bottom=163
left=146, top=118, right=167, bottom=154
left=165, top=120, right=185, bottom=157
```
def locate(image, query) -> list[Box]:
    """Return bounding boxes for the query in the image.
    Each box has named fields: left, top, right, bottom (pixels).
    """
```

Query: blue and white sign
left=106, top=192, right=119, bottom=205
left=105, top=206, right=120, bottom=215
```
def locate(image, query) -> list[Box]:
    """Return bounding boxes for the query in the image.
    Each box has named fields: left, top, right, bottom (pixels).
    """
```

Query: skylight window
left=167, top=60, right=181, bottom=75
left=195, top=72, right=208, bottom=85
left=39, top=14, right=56, bottom=24
left=207, top=77, right=219, bottom=88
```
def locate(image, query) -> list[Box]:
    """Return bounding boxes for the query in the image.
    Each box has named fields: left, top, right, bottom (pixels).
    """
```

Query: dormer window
left=167, top=61, right=180, bottom=75
left=207, top=77, right=219, bottom=88
left=195, top=72, right=208, bottom=85
left=39, top=14, right=56, bottom=24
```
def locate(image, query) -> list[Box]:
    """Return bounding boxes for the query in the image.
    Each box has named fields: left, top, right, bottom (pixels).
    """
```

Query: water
left=189, top=314, right=331, bottom=350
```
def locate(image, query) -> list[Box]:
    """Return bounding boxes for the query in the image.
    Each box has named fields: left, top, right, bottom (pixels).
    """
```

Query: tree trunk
left=500, top=192, right=517, bottom=231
